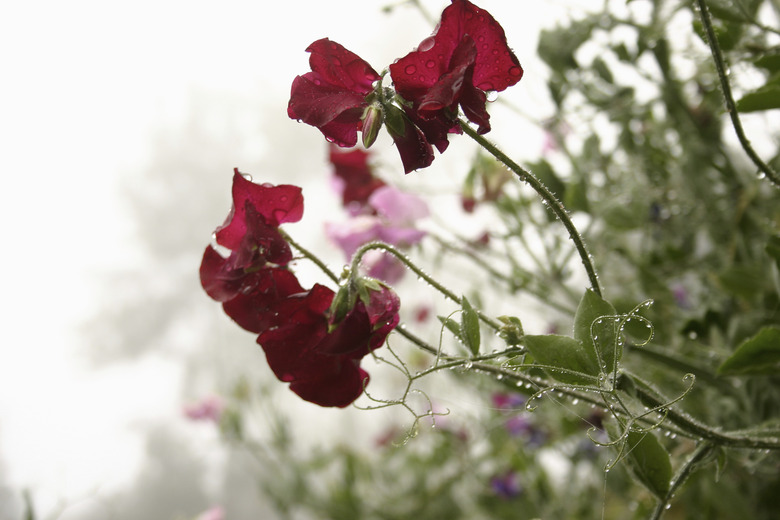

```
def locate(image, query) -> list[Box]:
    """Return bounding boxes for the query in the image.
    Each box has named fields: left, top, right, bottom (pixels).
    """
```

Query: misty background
left=0, top=1, right=596, bottom=518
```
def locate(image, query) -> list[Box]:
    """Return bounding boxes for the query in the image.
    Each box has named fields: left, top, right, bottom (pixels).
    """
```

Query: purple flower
left=490, top=471, right=522, bottom=499
left=491, top=392, right=526, bottom=410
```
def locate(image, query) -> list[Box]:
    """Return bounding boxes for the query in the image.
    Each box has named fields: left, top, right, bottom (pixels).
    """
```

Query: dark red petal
left=402, top=105, right=456, bottom=154
left=306, top=38, right=380, bottom=95
left=237, top=203, right=294, bottom=266
left=221, top=268, right=305, bottom=333
left=289, top=364, right=369, bottom=408
left=258, top=288, right=333, bottom=382
left=215, top=172, right=303, bottom=249
left=330, top=147, right=385, bottom=208
left=288, top=74, right=367, bottom=147
left=458, top=81, right=490, bottom=133
left=448, top=0, right=523, bottom=92
left=200, top=245, right=244, bottom=302
left=418, top=37, right=477, bottom=115
left=385, top=107, right=435, bottom=173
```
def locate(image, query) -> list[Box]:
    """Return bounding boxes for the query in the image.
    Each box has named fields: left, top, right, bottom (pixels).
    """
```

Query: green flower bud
left=361, top=103, right=383, bottom=149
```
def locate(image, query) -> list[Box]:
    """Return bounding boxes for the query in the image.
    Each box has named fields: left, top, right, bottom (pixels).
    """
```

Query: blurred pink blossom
left=326, top=186, right=429, bottom=283
left=183, top=396, right=224, bottom=423
left=195, top=506, right=225, bottom=520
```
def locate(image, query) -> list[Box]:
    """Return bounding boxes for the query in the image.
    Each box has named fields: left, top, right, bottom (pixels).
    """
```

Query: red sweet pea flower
left=288, top=39, right=381, bottom=147
left=200, top=170, right=302, bottom=300
left=201, top=172, right=400, bottom=407
left=389, top=0, right=522, bottom=134
left=329, top=146, right=385, bottom=212
left=258, top=283, right=400, bottom=407
left=200, top=170, right=305, bottom=329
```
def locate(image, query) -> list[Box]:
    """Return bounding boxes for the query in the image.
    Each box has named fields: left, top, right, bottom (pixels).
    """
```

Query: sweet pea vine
left=200, top=170, right=400, bottom=407
left=288, top=0, right=522, bottom=173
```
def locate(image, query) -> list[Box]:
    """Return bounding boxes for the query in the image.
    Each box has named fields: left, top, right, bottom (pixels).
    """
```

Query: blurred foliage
left=206, top=0, right=780, bottom=519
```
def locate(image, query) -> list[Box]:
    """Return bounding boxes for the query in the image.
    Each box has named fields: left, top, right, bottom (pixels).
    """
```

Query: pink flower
left=183, top=396, right=224, bottom=423
left=195, top=506, right=225, bottom=520
left=325, top=186, right=428, bottom=283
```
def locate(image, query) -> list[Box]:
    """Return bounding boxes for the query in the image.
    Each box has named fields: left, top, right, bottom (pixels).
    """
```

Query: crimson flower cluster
left=200, top=170, right=400, bottom=407
left=288, top=0, right=523, bottom=174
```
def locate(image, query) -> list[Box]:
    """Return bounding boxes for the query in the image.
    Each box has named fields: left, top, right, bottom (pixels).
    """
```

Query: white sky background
left=0, top=1, right=607, bottom=518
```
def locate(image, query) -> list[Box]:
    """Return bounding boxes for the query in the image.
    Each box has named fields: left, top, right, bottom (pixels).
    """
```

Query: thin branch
left=460, top=121, right=604, bottom=296
left=695, top=0, right=780, bottom=188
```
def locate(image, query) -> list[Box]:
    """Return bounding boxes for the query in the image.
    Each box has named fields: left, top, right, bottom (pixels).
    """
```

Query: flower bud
left=361, top=103, right=383, bottom=149
left=328, top=282, right=358, bottom=330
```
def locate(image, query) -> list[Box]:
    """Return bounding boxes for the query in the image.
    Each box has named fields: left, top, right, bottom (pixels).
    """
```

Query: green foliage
left=460, top=296, right=481, bottom=356
left=736, top=79, right=780, bottom=112
left=573, top=289, right=619, bottom=373
left=623, top=431, right=672, bottom=499
left=524, top=334, right=600, bottom=385
left=718, top=326, right=780, bottom=375
left=208, top=0, right=780, bottom=518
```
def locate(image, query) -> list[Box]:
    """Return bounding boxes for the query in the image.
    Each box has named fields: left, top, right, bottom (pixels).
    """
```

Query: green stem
left=280, top=229, right=340, bottom=284
left=351, top=241, right=504, bottom=331
left=624, top=373, right=780, bottom=449
left=459, top=121, right=603, bottom=296
left=695, top=0, right=780, bottom=188
left=650, top=442, right=715, bottom=520
left=430, top=234, right=577, bottom=315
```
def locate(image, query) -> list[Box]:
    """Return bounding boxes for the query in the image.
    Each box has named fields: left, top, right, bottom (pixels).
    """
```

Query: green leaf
left=736, top=81, right=780, bottom=112
left=537, top=17, right=595, bottom=71
left=383, top=104, right=407, bottom=137
left=767, top=235, right=780, bottom=271
left=592, top=57, right=614, bottom=84
left=624, top=430, right=672, bottom=498
left=718, top=326, right=780, bottom=375
left=705, top=0, right=762, bottom=23
left=755, top=52, right=780, bottom=74
left=530, top=159, right=565, bottom=201
left=460, top=296, right=481, bottom=356
left=573, top=289, right=618, bottom=372
left=524, top=334, right=600, bottom=385
left=718, top=264, right=766, bottom=298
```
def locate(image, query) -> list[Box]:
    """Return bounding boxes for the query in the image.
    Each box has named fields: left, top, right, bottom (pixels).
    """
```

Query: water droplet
left=405, top=64, right=417, bottom=75
left=509, top=66, right=522, bottom=77
left=425, top=60, right=436, bottom=69
left=486, top=90, right=498, bottom=102
left=417, top=36, right=435, bottom=52
left=241, top=173, right=253, bottom=181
